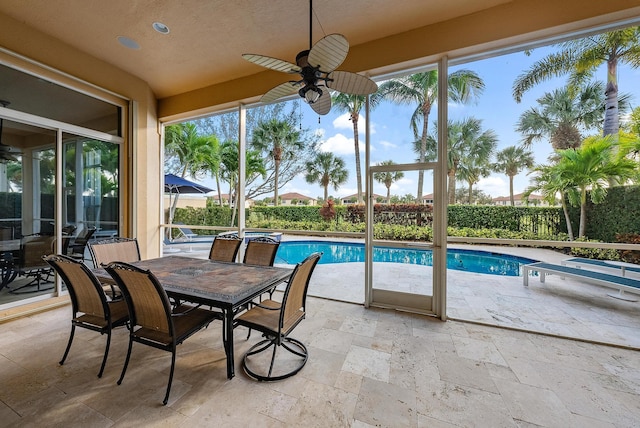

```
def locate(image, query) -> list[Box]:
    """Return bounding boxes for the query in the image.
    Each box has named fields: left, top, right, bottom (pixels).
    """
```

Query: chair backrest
left=20, top=234, right=56, bottom=269
left=105, top=262, right=172, bottom=335
left=280, top=252, right=322, bottom=329
left=69, top=227, right=97, bottom=256
left=89, top=237, right=141, bottom=268
left=208, top=236, right=242, bottom=262
left=44, top=254, right=109, bottom=318
left=243, top=237, right=280, bottom=266
left=62, top=225, right=77, bottom=236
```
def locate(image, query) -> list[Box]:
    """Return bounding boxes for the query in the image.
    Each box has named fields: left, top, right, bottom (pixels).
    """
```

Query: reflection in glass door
left=0, top=120, right=57, bottom=302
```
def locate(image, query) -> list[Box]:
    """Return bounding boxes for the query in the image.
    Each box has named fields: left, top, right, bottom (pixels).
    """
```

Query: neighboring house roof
left=279, top=192, right=315, bottom=201
left=492, top=193, right=543, bottom=202
left=422, top=193, right=434, bottom=200
left=341, top=193, right=385, bottom=200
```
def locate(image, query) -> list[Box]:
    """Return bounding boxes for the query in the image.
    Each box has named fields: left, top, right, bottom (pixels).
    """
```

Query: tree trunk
left=560, top=192, right=574, bottom=241
left=215, top=173, right=223, bottom=207
left=509, top=175, right=515, bottom=206
left=352, top=113, right=363, bottom=204
left=274, top=159, right=280, bottom=206
left=468, top=182, right=473, bottom=204
left=323, top=184, right=328, bottom=203
left=578, top=188, right=587, bottom=238
left=447, top=169, right=456, bottom=205
left=416, top=107, right=430, bottom=202
left=386, top=185, right=391, bottom=204
left=603, top=58, right=619, bottom=137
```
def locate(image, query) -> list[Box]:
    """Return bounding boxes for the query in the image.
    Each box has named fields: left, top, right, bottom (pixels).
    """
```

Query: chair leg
left=98, top=328, right=112, bottom=378
left=117, top=337, right=134, bottom=386
left=59, top=324, right=76, bottom=365
left=242, top=336, right=308, bottom=382
left=163, top=349, right=177, bottom=405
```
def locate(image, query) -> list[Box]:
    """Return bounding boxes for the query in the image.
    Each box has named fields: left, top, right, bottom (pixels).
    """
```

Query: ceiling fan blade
left=242, top=54, right=301, bottom=74
left=308, top=34, right=348, bottom=72
left=261, top=81, right=301, bottom=103
left=326, top=71, right=378, bottom=95
left=310, top=91, right=332, bottom=115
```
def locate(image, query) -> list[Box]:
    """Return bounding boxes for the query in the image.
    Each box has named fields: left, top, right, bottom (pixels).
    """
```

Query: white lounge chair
left=561, top=257, right=640, bottom=276
left=523, top=262, right=640, bottom=301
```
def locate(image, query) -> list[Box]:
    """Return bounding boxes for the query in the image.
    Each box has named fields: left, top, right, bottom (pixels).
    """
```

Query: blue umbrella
left=164, top=173, right=213, bottom=194
left=164, top=174, right=213, bottom=239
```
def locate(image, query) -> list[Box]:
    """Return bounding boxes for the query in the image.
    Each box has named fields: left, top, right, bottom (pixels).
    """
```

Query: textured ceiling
left=0, top=0, right=511, bottom=98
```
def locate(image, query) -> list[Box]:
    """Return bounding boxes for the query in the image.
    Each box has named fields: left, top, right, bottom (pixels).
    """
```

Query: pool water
left=275, top=241, right=537, bottom=276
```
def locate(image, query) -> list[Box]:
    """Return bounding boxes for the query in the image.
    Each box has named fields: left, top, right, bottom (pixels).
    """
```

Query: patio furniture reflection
left=8, top=234, right=56, bottom=293
left=67, top=227, right=96, bottom=260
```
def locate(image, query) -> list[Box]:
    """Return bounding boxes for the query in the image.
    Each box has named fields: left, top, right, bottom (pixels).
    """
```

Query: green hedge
left=569, top=185, right=640, bottom=242
left=448, top=205, right=564, bottom=235
left=250, top=205, right=347, bottom=222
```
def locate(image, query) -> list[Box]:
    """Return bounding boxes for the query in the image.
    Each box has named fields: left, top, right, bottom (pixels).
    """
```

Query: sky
left=277, top=45, right=640, bottom=202
left=192, top=38, right=640, bottom=203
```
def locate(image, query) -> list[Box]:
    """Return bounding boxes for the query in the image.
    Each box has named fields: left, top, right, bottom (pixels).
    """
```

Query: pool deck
left=165, top=235, right=640, bottom=349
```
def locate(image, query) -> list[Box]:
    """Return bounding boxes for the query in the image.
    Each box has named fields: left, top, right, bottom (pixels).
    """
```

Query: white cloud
left=477, top=175, right=508, bottom=198
left=378, top=140, right=397, bottom=150
left=319, top=133, right=356, bottom=155
left=332, top=113, right=376, bottom=135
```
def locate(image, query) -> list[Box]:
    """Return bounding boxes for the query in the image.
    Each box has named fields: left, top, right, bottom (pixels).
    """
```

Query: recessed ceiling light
left=117, top=36, right=140, bottom=50
left=152, top=22, right=170, bottom=34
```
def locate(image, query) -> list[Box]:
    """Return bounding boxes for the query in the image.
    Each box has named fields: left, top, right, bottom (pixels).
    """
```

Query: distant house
left=422, top=193, right=434, bottom=204
left=340, top=193, right=385, bottom=204
left=492, top=193, right=550, bottom=206
left=279, top=192, right=317, bottom=206
left=210, top=194, right=254, bottom=208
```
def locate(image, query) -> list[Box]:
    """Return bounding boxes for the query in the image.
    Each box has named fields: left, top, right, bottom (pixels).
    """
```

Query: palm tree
left=219, top=140, right=266, bottom=226
left=332, top=93, right=380, bottom=204
left=556, top=135, right=636, bottom=238
left=373, top=160, right=405, bottom=204
left=251, top=119, right=303, bottom=206
left=512, top=27, right=640, bottom=136
left=164, top=123, right=219, bottom=224
left=524, top=163, right=574, bottom=240
left=515, top=83, right=607, bottom=150
left=428, top=118, right=497, bottom=204
left=377, top=69, right=485, bottom=201
left=457, top=162, right=491, bottom=204
left=493, top=145, right=535, bottom=205
left=304, top=152, right=348, bottom=202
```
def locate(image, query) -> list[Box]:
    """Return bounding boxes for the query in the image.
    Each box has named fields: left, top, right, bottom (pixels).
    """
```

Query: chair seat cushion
left=237, top=299, right=304, bottom=334
left=133, top=305, right=217, bottom=346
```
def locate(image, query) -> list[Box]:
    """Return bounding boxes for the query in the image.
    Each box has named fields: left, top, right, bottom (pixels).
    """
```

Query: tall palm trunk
left=386, top=186, right=391, bottom=204
left=468, top=182, right=473, bottom=204
left=509, top=175, right=515, bottom=206
left=416, top=107, right=430, bottom=201
left=447, top=169, right=456, bottom=205
left=351, top=113, right=363, bottom=204
left=273, top=144, right=282, bottom=206
left=603, top=58, right=619, bottom=137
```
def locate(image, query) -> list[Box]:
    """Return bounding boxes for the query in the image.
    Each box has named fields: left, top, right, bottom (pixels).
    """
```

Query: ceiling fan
left=242, top=0, right=378, bottom=115
left=0, top=100, right=22, bottom=163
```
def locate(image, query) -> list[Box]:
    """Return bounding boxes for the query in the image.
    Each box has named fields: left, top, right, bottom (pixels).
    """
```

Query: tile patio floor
left=1, top=295, right=639, bottom=427
left=1, top=236, right=638, bottom=426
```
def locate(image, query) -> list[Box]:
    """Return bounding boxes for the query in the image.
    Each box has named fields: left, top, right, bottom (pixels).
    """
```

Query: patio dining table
left=94, top=255, right=292, bottom=379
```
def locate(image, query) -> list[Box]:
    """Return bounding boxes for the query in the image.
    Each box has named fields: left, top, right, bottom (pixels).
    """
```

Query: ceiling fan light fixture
left=300, top=85, right=322, bottom=104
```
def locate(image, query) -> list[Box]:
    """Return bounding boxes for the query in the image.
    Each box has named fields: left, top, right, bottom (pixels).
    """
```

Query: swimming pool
left=274, top=240, right=537, bottom=276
